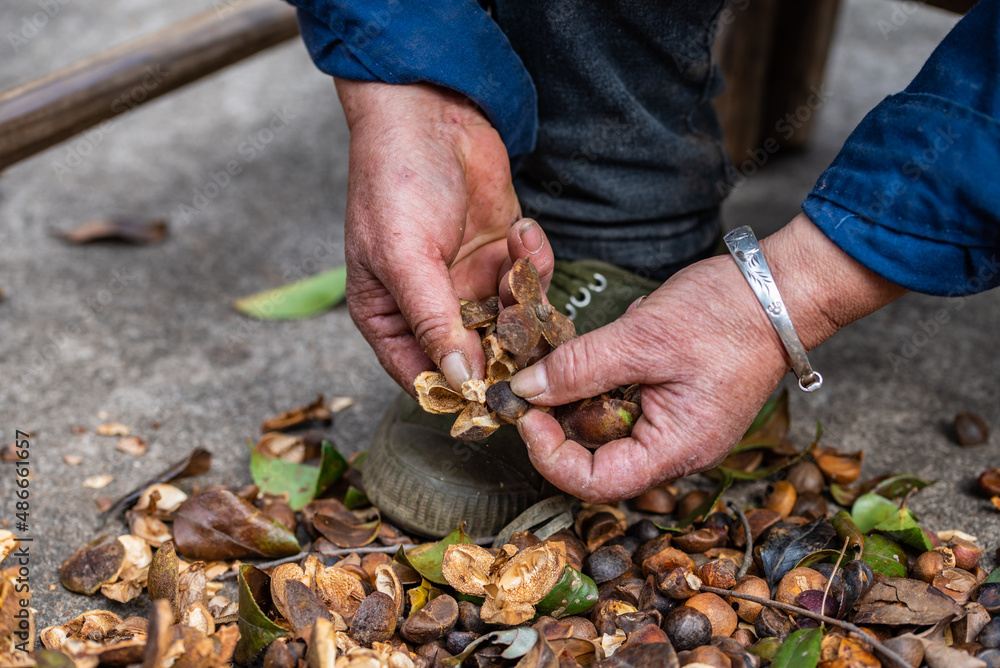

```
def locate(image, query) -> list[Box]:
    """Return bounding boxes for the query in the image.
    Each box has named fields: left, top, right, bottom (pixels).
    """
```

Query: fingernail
left=626, top=295, right=647, bottom=314
left=510, top=363, right=547, bottom=400
left=440, top=351, right=471, bottom=391
left=517, top=220, right=544, bottom=255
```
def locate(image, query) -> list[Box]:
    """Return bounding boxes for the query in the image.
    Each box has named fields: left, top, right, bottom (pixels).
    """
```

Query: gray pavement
left=1, top=0, right=996, bottom=633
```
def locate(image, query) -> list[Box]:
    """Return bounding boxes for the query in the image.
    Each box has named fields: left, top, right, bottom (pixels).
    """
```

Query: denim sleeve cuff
left=803, top=92, right=1000, bottom=297
left=292, top=2, right=537, bottom=158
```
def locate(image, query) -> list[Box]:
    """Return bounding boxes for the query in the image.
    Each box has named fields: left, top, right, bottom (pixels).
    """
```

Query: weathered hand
left=336, top=80, right=554, bottom=392
left=509, top=214, right=906, bottom=502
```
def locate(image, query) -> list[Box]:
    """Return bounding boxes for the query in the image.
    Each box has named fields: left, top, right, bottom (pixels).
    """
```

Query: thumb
left=508, top=317, right=645, bottom=405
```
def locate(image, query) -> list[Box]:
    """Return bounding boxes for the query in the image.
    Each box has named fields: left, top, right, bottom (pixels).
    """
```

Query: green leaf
left=873, top=507, right=933, bottom=552
left=869, top=474, right=936, bottom=500
left=770, top=628, right=822, bottom=668
left=861, top=534, right=908, bottom=578
left=344, top=485, right=369, bottom=510
left=250, top=440, right=347, bottom=511
left=742, top=388, right=790, bottom=443
left=747, top=638, right=783, bottom=661
left=831, top=510, right=865, bottom=555
left=719, top=421, right=822, bottom=481
left=795, top=549, right=844, bottom=569
left=984, top=567, right=1000, bottom=584
left=830, top=482, right=860, bottom=507
left=535, top=566, right=598, bottom=618
left=397, top=525, right=472, bottom=585
left=234, top=265, right=347, bottom=320
left=233, top=565, right=288, bottom=665
left=851, top=493, right=899, bottom=534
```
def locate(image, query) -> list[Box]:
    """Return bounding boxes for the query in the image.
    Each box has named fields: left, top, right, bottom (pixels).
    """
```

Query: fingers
left=499, top=219, right=555, bottom=304
left=508, top=315, right=649, bottom=405
left=515, top=409, right=664, bottom=502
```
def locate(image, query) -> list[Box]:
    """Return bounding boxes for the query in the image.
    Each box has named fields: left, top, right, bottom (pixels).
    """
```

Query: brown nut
left=684, top=592, right=738, bottom=638
left=657, top=567, right=702, bottom=600
left=585, top=545, right=634, bottom=584
left=630, top=487, right=677, bottom=515
left=953, top=412, right=989, bottom=446
left=642, top=547, right=695, bottom=579
left=485, top=381, right=531, bottom=423
left=978, top=468, right=1000, bottom=497
left=400, top=594, right=458, bottom=644
left=731, top=509, right=781, bottom=547
left=726, top=575, right=769, bottom=623
left=672, top=528, right=726, bottom=553
left=698, top=559, right=737, bottom=590
left=730, top=628, right=756, bottom=648
left=790, top=492, right=828, bottom=520
left=625, top=623, right=670, bottom=645
left=814, top=448, right=863, bottom=484
left=775, top=568, right=827, bottom=606
left=349, top=592, right=397, bottom=647
left=763, top=481, right=797, bottom=518
left=913, top=551, right=946, bottom=583
left=683, top=645, right=732, bottom=668
left=786, top=462, right=826, bottom=495
left=949, top=537, right=984, bottom=571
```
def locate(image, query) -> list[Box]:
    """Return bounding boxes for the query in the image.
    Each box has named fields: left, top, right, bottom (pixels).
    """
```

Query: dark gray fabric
left=494, top=0, right=731, bottom=279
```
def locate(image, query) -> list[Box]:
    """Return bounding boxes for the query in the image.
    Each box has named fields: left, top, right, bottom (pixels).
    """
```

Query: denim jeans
left=493, top=0, right=731, bottom=280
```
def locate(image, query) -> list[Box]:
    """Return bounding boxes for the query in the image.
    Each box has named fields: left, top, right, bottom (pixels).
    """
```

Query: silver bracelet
left=724, top=225, right=823, bottom=392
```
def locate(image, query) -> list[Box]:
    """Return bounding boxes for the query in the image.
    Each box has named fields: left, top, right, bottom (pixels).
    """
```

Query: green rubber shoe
left=363, top=260, right=664, bottom=538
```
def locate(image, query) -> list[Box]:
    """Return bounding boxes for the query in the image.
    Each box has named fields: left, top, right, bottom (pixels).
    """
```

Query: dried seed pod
left=881, top=635, right=924, bottom=668
left=634, top=535, right=673, bottom=566
left=785, top=461, right=826, bottom=495
left=730, top=509, right=781, bottom=547
left=642, top=547, right=695, bottom=579
left=726, top=576, right=769, bottom=623
left=953, top=412, right=989, bottom=446
left=933, top=568, right=978, bottom=605
left=790, top=492, right=828, bottom=520
left=657, top=567, right=702, bottom=600
left=978, top=468, right=1000, bottom=497
left=763, top=481, right=797, bottom=518
left=147, top=540, right=180, bottom=610
left=271, top=563, right=308, bottom=621
left=575, top=506, right=627, bottom=552
left=663, top=606, right=712, bottom=652
left=263, top=638, right=306, bottom=668
left=949, top=537, right=984, bottom=571
left=638, top=575, right=678, bottom=617
left=672, top=528, right=726, bottom=554
left=698, top=560, right=737, bottom=590
left=599, top=576, right=644, bottom=605
left=281, top=579, right=330, bottom=635
left=590, top=599, right=637, bottom=636
left=913, top=551, right=946, bottom=583
left=400, top=594, right=458, bottom=644
left=497, top=302, right=543, bottom=359
left=814, top=447, right=863, bottom=484
left=976, top=582, right=1000, bottom=614
left=630, top=487, right=676, bottom=515
left=460, top=296, right=500, bottom=329
left=441, top=544, right=494, bottom=597
left=413, top=371, right=467, bottom=414
left=775, top=567, right=827, bottom=606
left=485, top=381, right=531, bottom=423
left=548, top=531, right=590, bottom=572
left=59, top=534, right=126, bottom=595
left=457, top=600, right=486, bottom=635
left=952, top=602, right=992, bottom=645
left=450, top=402, right=502, bottom=441
left=754, top=606, right=795, bottom=639
left=683, top=645, right=732, bottom=668
left=934, top=545, right=958, bottom=569
left=730, top=628, right=755, bottom=648
left=685, top=592, right=738, bottom=638
left=314, top=563, right=367, bottom=621
left=615, top=610, right=663, bottom=636
left=585, top=545, right=634, bottom=585
left=374, top=563, right=405, bottom=621
left=350, top=591, right=397, bottom=647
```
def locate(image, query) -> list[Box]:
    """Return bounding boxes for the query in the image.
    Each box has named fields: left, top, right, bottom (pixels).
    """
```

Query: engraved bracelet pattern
left=724, top=225, right=823, bottom=392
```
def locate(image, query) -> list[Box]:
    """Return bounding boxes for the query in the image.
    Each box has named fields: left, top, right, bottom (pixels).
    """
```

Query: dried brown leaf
left=261, top=395, right=333, bottom=433
left=55, top=219, right=168, bottom=245
left=852, top=577, right=963, bottom=626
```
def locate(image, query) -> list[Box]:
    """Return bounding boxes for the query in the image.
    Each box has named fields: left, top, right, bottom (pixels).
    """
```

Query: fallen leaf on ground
left=251, top=438, right=346, bottom=511
left=96, top=422, right=130, bottom=437
left=853, top=577, right=963, bottom=625
left=234, top=265, right=347, bottom=320
left=54, top=219, right=168, bottom=244
left=83, top=474, right=114, bottom=489
left=260, top=395, right=333, bottom=433
left=116, top=436, right=147, bottom=456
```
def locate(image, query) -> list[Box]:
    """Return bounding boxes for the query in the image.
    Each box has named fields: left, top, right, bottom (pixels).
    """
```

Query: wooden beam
left=0, top=0, right=299, bottom=172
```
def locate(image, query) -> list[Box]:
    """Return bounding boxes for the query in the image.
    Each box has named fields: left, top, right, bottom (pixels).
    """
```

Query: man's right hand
left=336, top=80, right=551, bottom=393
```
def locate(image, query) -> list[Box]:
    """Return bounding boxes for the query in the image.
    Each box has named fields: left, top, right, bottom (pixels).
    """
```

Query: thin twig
left=729, top=502, right=753, bottom=579
left=219, top=536, right=497, bottom=580
left=821, top=537, right=850, bottom=627
left=699, top=585, right=911, bottom=668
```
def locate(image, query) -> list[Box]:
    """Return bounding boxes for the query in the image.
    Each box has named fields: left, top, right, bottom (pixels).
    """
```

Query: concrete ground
left=1, top=0, right=996, bottom=633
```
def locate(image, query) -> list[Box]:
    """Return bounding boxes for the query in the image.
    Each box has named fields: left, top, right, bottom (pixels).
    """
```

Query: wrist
left=756, top=213, right=907, bottom=353
left=334, top=79, right=489, bottom=134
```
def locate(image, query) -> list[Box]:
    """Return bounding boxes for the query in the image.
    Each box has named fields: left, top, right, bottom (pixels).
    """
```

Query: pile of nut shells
left=414, top=258, right=641, bottom=447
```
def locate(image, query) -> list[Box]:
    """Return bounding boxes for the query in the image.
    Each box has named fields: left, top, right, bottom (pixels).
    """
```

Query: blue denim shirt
left=290, top=0, right=1000, bottom=297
